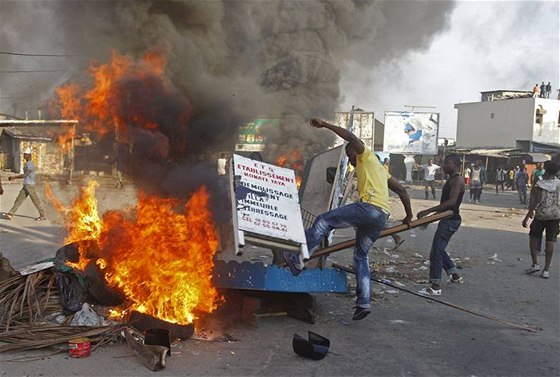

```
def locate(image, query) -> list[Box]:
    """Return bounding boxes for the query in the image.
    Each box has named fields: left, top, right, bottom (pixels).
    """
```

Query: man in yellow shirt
left=284, top=117, right=413, bottom=320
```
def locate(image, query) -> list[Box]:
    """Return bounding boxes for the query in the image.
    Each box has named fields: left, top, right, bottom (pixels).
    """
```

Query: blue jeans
left=306, top=202, right=388, bottom=309
left=429, top=219, right=460, bottom=284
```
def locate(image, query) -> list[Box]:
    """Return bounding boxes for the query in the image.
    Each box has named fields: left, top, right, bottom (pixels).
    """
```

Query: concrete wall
left=456, top=97, right=560, bottom=149
left=5, top=138, right=65, bottom=175
left=532, top=100, right=560, bottom=144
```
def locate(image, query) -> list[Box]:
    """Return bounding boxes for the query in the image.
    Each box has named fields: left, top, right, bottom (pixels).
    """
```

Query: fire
left=51, top=49, right=190, bottom=152
left=45, top=181, right=102, bottom=270
left=99, top=187, right=220, bottom=324
left=50, top=182, right=221, bottom=324
left=275, top=149, right=304, bottom=188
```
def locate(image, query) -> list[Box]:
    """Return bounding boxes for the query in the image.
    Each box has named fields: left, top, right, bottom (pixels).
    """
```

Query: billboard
left=235, top=119, right=279, bottom=152
left=383, top=111, right=439, bottom=154
left=334, top=111, right=375, bottom=150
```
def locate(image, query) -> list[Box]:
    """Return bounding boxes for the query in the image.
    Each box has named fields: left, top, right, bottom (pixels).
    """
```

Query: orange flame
left=45, top=181, right=102, bottom=270
left=50, top=181, right=221, bottom=324
left=99, top=187, right=220, bottom=323
left=51, top=49, right=187, bottom=149
left=275, top=149, right=304, bottom=188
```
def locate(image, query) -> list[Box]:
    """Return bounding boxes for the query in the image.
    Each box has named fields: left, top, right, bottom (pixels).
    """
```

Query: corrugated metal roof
left=449, top=147, right=520, bottom=158
left=527, top=153, right=552, bottom=162
left=2, top=125, right=69, bottom=141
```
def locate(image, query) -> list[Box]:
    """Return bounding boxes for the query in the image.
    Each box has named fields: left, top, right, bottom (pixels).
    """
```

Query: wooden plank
left=124, top=327, right=168, bottom=371
left=306, top=210, right=453, bottom=261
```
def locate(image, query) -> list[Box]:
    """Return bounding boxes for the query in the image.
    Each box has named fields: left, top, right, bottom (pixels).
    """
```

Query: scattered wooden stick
left=124, top=327, right=168, bottom=371
left=332, top=263, right=539, bottom=333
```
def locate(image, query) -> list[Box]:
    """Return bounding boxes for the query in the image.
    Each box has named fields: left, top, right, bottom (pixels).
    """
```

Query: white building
left=455, top=91, right=560, bottom=152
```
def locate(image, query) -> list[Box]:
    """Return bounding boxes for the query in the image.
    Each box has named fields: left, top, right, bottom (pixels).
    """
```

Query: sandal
left=392, top=237, right=405, bottom=250
left=418, top=287, right=441, bottom=296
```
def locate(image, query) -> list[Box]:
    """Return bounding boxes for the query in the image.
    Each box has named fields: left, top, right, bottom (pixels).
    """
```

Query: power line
left=0, top=51, right=82, bottom=57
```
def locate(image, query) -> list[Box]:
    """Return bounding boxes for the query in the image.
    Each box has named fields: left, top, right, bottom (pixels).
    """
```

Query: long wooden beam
left=332, top=263, right=539, bottom=332
left=303, top=210, right=453, bottom=262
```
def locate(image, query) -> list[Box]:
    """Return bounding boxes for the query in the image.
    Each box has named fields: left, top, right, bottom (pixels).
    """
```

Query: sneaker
left=450, top=275, right=464, bottom=284
left=418, top=287, right=441, bottom=296
left=5, top=213, right=13, bottom=220
left=282, top=251, right=302, bottom=276
left=541, top=270, right=549, bottom=279
left=35, top=216, right=47, bottom=221
left=352, top=306, right=371, bottom=321
left=525, top=265, right=541, bottom=274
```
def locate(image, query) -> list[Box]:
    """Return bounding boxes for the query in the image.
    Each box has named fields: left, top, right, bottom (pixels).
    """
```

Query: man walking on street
left=416, top=159, right=440, bottom=200
left=6, top=148, right=47, bottom=221
left=495, top=166, right=506, bottom=194
left=283, top=117, right=413, bottom=321
left=516, top=165, right=529, bottom=205
left=522, top=161, right=560, bottom=279
left=417, top=154, right=465, bottom=295
left=469, top=161, right=485, bottom=203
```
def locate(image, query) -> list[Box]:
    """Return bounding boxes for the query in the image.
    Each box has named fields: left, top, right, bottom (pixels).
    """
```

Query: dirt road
left=0, top=181, right=558, bottom=376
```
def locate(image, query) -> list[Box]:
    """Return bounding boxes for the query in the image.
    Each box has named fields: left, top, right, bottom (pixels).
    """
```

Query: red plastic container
left=68, top=337, right=91, bottom=358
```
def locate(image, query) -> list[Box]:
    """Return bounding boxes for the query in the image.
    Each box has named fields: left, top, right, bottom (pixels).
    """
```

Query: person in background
left=6, top=148, right=47, bottom=221
left=415, top=159, right=440, bottom=200
left=217, top=152, right=228, bottom=175
left=464, top=164, right=471, bottom=199
left=531, top=163, right=545, bottom=187
left=516, top=165, right=529, bottom=205
left=530, top=163, right=546, bottom=253
left=532, top=84, right=539, bottom=98
left=545, top=82, right=552, bottom=98
left=495, top=166, right=506, bottom=194
left=506, top=167, right=515, bottom=190
left=522, top=161, right=560, bottom=279
left=104, top=142, right=129, bottom=189
left=417, top=154, right=465, bottom=296
left=469, top=161, right=485, bottom=204
left=539, top=82, right=546, bottom=98
left=383, top=157, right=390, bottom=173
left=283, top=117, right=413, bottom=321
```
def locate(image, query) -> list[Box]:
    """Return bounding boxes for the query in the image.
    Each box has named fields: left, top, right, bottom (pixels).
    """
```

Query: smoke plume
left=0, top=1, right=455, bottom=205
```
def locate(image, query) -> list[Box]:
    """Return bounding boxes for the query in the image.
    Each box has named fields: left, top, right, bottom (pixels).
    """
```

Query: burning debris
left=47, top=180, right=222, bottom=326
left=1, top=0, right=461, bottom=369
left=0, top=179, right=225, bottom=370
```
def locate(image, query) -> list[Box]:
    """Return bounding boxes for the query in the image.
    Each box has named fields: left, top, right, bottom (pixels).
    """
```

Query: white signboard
left=232, top=154, right=307, bottom=247
left=383, top=111, right=439, bottom=154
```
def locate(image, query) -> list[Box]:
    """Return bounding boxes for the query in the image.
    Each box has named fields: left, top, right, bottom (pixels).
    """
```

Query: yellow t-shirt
left=356, top=147, right=391, bottom=213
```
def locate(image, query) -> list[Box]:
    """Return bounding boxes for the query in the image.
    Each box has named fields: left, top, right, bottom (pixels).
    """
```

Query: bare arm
left=388, top=176, right=413, bottom=226
left=417, top=177, right=464, bottom=218
left=310, top=117, right=364, bottom=154
left=8, top=170, right=31, bottom=181
left=522, top=187, right=542, bottom=227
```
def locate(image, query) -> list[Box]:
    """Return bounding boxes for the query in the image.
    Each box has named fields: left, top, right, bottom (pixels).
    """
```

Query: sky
left=0, top=0, right=558, bottom=144
left=341, top=0, right=560, bottom=139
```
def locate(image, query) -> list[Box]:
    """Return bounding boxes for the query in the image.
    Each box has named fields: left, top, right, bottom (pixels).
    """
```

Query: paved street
left=0, top=180, right=558, bottom=376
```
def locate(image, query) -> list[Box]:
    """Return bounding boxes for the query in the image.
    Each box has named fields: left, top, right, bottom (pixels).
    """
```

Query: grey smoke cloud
left=0, top=0, right=455, bottom=204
